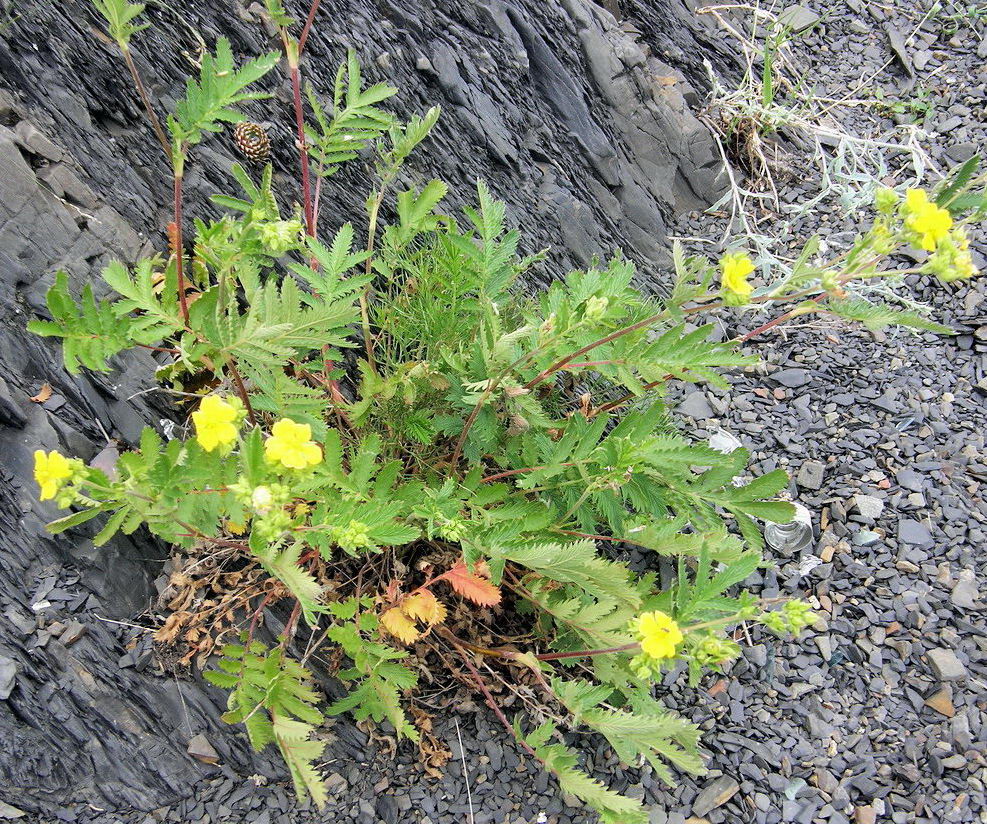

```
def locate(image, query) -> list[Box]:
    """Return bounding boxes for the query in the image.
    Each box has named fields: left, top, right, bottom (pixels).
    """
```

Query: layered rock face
left=0, top=0, right=726, bottom=813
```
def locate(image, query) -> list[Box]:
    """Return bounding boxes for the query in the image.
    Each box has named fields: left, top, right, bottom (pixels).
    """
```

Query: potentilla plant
left=28, top=1, right=985, bottom=821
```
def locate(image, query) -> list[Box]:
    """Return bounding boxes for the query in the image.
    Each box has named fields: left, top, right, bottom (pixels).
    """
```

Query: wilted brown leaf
left=402, top=590, right=448, bottom=626
left=29, top=383, right=52, bottom=403
left=154, top=611, right=187, bottom=643
left=381, top=606, right=421, bottom=644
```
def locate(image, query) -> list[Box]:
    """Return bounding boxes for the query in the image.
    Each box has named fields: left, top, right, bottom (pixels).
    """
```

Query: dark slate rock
left=897, top=519, right=933, bottom=547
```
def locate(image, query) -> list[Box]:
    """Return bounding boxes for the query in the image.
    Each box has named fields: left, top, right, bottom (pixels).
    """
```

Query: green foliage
left=27, top=271, right=153, bottom=373
left=324, top=604, right=420, bottom=741
left=91, top=0, right=147, bottom=48
left=262, top=0, right=293, bottom=28
left=168, top=37, right=278, bottom=168
left=553, top=678, right=704, bottom=783
left=31, top=24, right=985, bottom=824
left=520, top=720, right=650, bottom=824
left=206, top=640, right=327, bottom=807
left=825, top=296, right=952, bottom=334
left=305, top=50, right=397, bottom=177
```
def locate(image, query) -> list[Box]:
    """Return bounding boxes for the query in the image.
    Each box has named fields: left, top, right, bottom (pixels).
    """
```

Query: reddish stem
left=555, top=528, right=647, bottom=548
left=479, top=463, right=576, bottom=484
left=523, top=310, right=666, bottom=391
left=226, top=360, right=257, bottom=425
left=121, top=46, right=170, bottom=160
left=448, top=637, right=537, bottom=757
left=246, top=591, right=274, bottom=647
left=297, top=0, right=322, bottom=55
left=289, top=64, right=315, bottom=238
left=173, top=173, right=190, bottom=325
left=534, top=642, right=639, bottom=661
left=135, top=343, right=180, bottom=354
left=736, top=294, right=826, bottom=342
left=594, top=374, right=672, bottom=416
left=561, top=360, right=624, bottom=369
left=281, top=599, right=302, bottom=646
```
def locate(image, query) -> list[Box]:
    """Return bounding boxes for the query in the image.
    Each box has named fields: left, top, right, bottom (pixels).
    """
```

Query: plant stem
left=534, top=642, right=640, bottom=662
left=553, top=527, right=650, bottom=550
left=561, top=360, right=625, bottom=369
left=287, top=56, right=315, bottom=239
left=280, top=599, right=303, bottom=647
left=450, top=347, right=543, bottom=467
left=735, top=294, right=825, bottom=342
left=296, top=0, right=322, bottom=54
left=226, top=360, right=257, bottom=425
left=246, top=591, right=274, bottom=647
left=135, top=342, right=180, bottom=354
left=121, top=45, right=171, bottom=160
left=480, top=462, right=579, bottom=484
left=359, top=183, right=393, bottom=372
left=594, top=374, right=672, bottom=416
left=522, top=310, right=668, bottom=391
left=312, top=174, right=323, bottom=234
left=173, top=171, right=190, bottom=326
left=446, top=635, right=537, bottom=757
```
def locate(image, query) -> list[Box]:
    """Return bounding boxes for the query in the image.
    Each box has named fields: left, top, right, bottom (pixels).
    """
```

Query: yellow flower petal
left=264, top=419, right=322, bottom=469
left=904, top=188, right=952, bottom=251
left=192, top=395, right=241, bottom=451
left=34, top=450, right=73, bottom=501
left=720, top=253, right=755, bottom=298
left=635, top=610, right=683, bottom=660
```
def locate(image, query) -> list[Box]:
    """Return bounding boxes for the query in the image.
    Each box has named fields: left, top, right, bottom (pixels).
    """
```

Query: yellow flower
left=635, top=610, right=683, bottom=660
left=191, top=395, right=240, bottom=452
left=720, top=252, right=755, bottom=298
left=904, top=189, right=952, bottom=251
left=264, top=419, right=322, bottom=469
left=34, top=450, right=73, bottom=501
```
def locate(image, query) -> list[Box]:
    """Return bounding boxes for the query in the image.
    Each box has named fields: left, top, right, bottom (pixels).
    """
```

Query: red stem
left=121, top=46, right=170, bottom=160
left=135, top=343, right=180, bottom=354
left=522, top=310, right=666, bottom=391
left=555, top=528, right=648, bottom=549
left=594, top=374, right=672, bottom=416
left=448, top=638, right=537, bottom=757
left=173, top=173, right=190, bottom=325
left=289, top=64, right=315, bottom=238
left=297, top=0, right=322, bottom=55
left=561, top=360, right=624, bottom=369
left=479, top=463, right=576, bottom=484
left=736, top=294, right=826, bottom=342
left=246, top=591, right=274, bottom=647
left=281, top=599, right=303, bottom=646
left=534, top=642, right=639, bottom=661
left=227, top=361, right=257, bottom=425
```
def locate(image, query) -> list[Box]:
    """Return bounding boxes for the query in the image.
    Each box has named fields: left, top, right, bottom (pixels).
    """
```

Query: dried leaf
left=444, top=561, right=502, bottom=607
left=409, top=705, right=451, bottom=777
left=154, top=611, right=186, bottom=643
left=380, top=606, right=421, bottom=644
left=402, top=590, right=448, bottom=626
left=29, top=383, right=52, bottom=403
